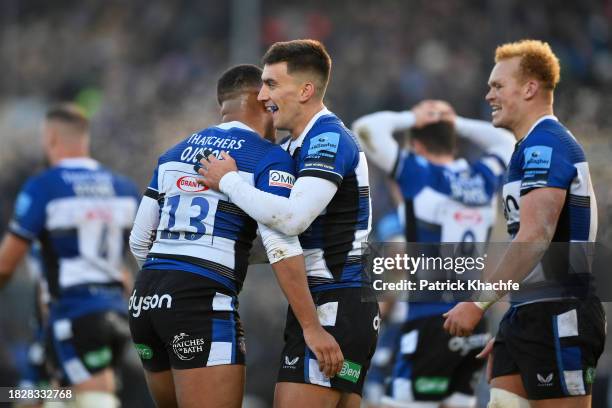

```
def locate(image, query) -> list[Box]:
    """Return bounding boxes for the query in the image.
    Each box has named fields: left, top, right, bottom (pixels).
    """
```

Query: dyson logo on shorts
left=128, top=290, right=173, bottom=317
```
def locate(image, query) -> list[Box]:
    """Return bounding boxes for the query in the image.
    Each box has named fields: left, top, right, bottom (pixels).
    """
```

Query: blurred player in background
left=0, top=103, right=140, bottom=407
left=128, top=64, right=342, bottom=408
left=199, top=40, right=379, bottom=408
left=353, top=99, right=514, bottom=407
left=444, top=40, right=605, bottom=408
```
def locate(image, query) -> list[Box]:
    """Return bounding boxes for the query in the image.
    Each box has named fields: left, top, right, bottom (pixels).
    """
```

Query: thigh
left=130, top=269, right=246, bottom=371
left=277, top=288, right=379, bottom=396
left=50, top=310, right=128, bottom=387
left=498, top=300, right=606, bottom=400
left=173, top=365, right=245, bottom=408
left=274, top=382, right=341, bottom=408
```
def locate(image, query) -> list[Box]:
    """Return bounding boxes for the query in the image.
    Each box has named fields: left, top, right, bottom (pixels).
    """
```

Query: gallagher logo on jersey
left=269, top=170, right=295, bottom=189
left=177, top=176, right=208, bottom=192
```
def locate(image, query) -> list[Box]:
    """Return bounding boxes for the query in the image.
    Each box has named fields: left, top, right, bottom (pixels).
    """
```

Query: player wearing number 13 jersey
left=128, top=65, right=342, bottom=408
left=0, top=103, right=139, bottom=408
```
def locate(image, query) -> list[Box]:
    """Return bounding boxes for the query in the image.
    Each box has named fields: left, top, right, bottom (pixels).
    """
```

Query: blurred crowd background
left=1, top=0, right=611, bottom=406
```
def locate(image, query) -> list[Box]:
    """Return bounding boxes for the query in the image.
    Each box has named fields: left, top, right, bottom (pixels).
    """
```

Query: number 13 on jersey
left=159, top=194, right=213, bottom=241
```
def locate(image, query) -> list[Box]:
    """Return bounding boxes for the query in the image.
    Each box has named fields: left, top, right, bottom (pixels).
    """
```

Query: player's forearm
left=271, top=255, right=321, bottom=331
left=455, top=117, right=515, bottom=164
left=220, top=173, right=336, bottom=236
left=352, top=111, right=414, bottom=175
left=129, top=196, right=159, bottom=267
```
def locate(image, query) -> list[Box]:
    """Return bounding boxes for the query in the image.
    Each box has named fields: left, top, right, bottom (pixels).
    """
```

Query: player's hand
left=196, top=151, right=238, bottom=191
left=431, top=100, right=457, bottom=125
left=412, top=100, right=443, bottom=128
left=303, top=325, right=344, bottom=378
left=442, top=302, right=484, bottom=337
left=476, top=337, right=495, bottom=383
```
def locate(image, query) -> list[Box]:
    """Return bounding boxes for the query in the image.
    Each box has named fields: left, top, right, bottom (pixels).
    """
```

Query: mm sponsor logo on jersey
left=337, top=360, right=362, bottom=383
left=128, top=290, right=172, bottom=317
left=269, top=170, right=295, bottom=189
left=172, top=333, right=205, bottom=361
left=177, top=176, right=208, bottom=192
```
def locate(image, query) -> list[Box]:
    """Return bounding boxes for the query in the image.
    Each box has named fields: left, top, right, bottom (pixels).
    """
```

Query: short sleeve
left=519, top=132, right=576, bottom=196
left=297, top=131, right=357, bottom=187
left=144, top=166, right=160, bottom=200
left=8, top=177, right=48, bottom=241
left=254, top=147, right=297, bottom=198
left=393, top=150, right=428, bottom=199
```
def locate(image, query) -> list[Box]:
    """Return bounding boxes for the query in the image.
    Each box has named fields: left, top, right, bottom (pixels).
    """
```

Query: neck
left=290, top=101, right=325, bottom=139
left=423, top=153, right=454, bottom=165
left=513, top=104, right=554, bottom=141
left=222, top=113, right=266, bottom=138
left=50, top=149, right=90, bottom=166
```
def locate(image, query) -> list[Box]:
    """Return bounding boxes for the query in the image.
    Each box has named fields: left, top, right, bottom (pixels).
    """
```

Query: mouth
left=265, top=104, right=279, bottom=114
left=491, top=105, right=501, bottom=116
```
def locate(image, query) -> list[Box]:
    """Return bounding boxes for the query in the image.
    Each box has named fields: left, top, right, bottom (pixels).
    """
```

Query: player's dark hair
left=217, top=64, right=263, bottom=105
left=262, top=39, right=331, bottom=97
left=410, top=121, right=456, bottom=155
left=45, top=103, right=89, bottom=133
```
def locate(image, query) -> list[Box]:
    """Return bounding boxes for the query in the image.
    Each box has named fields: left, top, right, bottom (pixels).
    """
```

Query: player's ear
left=524, top=79, right=539, bottom=100
left=299, top=82, right=316, bottom=102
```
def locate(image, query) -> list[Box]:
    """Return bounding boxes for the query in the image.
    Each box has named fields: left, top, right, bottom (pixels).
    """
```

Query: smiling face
left=485, top=57, right=525, bottom=131
left=258, top=62, right=306, bottom=133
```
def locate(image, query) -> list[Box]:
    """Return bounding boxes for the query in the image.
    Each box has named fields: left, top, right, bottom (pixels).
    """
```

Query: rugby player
left=443, top=40, right=605, bottom=408
left=0, top=103, right=140, bottom=407
left=128, top=64, right=342, bottom=408
left=352, top=100, right=514, bottom=408
left=198, top=40, right=379, bottom=408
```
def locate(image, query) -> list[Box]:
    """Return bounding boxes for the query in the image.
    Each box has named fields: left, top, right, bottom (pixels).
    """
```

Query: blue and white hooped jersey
left=143, top=121, right=295, bottom=294
left=392, top=149, right=506, bottom=319
left=282, top=109, right=371, bottom=291
left=9, top=158, right=139, bottom=304
left=503, top=116, right=597, bottom=301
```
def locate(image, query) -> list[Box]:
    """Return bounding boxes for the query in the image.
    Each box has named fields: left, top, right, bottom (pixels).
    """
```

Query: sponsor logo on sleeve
left=269, top=170, right=295, bottom=189
left=523, top=146, right=552, bottom=170
left=14, top=192, right=32, bottom=218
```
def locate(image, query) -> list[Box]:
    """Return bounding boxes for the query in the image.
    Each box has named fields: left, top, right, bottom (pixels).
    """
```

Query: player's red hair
left=495, top=39, right=560, bottom=90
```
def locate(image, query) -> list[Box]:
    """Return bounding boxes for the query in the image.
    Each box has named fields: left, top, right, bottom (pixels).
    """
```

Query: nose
left=485, top=88, right=494, bottom=103
left=257, top=86, right=268, bottom=102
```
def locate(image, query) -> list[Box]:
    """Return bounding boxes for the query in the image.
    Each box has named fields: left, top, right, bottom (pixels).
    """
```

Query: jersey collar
left=56, top=157, right=99, bottom=169
left=284, top=107, right=332, bottom=155
left=216, top=121, right=256, bottom=133
left=520, top=114, right=558, bottom=144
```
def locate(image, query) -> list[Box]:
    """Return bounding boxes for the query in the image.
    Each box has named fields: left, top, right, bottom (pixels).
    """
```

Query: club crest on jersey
left=177, top=176, right=208, bottom=192
left=269, top=170, right=295, bottom=189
